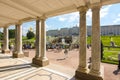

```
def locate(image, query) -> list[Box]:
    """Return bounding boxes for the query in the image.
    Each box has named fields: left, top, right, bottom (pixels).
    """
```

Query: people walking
left=101, top=41, right=104, bottom=60
left=64, top=49, right=68, bottom=59
left=118, top=53, right=120, bottom=70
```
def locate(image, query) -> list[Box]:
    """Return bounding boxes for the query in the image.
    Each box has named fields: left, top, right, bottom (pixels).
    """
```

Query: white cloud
left=86, top=5, right=112, bottom=20
left=22, top=27, right=28, bottom=36
left=87, top=9, right=92, bottom=19
left=118, top=14, right=120, bottom=17
left=58, top=12, right=79, bottom=22
left=46, top=23, right=56, bottom=31
left=57, top=5, right=112, bottom=24
left=68, top=12, right=79, bottom=22
left=113, top=18, right=120, bottom=23
left=100, top=5, right=112, bottom=18
left=59, top=17, right=66, bottom=21
left=113, top=14, right=120, bottom=24
left=46, top=24, right=50, bottom=31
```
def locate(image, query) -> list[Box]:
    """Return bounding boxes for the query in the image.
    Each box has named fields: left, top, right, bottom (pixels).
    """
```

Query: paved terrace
left=0, top=49, right=120, bottom=80
left=0, top=53, right=75, bottom=80
left=1, top=0, right=120, bottom=80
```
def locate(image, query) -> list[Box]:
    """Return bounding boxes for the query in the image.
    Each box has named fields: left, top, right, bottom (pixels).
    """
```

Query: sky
left=1, top=3, right=120, bottom=36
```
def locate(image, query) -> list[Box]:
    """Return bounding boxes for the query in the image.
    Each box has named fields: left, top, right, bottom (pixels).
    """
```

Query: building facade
left=47, top=25, right=120, bottom=36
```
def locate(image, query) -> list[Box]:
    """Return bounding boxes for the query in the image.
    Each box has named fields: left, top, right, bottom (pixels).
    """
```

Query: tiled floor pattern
left=16, top=68, right=69, bottom=80
left=0, top=54, right=72, bottom=80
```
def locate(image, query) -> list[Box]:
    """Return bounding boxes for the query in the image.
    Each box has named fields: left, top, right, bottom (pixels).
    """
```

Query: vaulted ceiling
left=0, top=0, right=120, bottom=27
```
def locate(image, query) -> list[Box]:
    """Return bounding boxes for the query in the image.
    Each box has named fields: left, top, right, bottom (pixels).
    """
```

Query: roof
left=0, top=0, right=120, bottom=27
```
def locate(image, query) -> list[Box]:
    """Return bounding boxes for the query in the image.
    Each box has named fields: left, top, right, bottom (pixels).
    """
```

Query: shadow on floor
left=0, top=63, right=32, bottom=72
left=56, top=58, right=66, bottom=61
left=113, top=69, right=120, bottom=75
left=0, top=56, right=12, bottom=59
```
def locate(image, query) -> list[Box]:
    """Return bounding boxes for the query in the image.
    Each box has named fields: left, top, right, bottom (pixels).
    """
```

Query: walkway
left=0, top=49, right=120, bottom=80
left=26, top=49, right=120, bottom=80
left=0, top=54, right=74, bottom=80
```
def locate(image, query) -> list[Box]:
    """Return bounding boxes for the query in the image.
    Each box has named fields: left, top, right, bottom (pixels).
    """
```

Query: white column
left=17, top=24, right=23, bottom=54
left=77, top=6, right=88, bottom=72
left=40, top=18, right=48, bottom=60
left=89, top=5, right=101, bottom=76
left=35, top=19, right=41, bottom=58
left=14, top=25, right=18, bottom=52
left=2, top=27, right=9, bottom=53
left=32, top=17, right=49, bottom=66
left=13, top=24, right=24, bottom=58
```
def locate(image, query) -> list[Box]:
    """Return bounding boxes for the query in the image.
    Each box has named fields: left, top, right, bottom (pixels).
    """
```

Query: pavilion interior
left=0, top=0, right=120, bottom=80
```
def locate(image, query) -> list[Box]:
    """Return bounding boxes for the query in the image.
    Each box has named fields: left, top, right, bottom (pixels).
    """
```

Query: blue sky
left=1, top=3, right=120, bottom=36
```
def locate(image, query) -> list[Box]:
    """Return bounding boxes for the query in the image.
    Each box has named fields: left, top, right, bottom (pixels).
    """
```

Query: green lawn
left=87, top=36, right=120, bottom=64
left=87, top=36, right=120, bottom=46
left=102, top=48, right=119, bottom=65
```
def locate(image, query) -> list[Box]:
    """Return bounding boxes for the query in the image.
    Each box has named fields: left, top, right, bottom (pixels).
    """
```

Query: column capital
left=40, top=15, right=47, bottom=20
left=77, top=6, right=88, bottom=12
left=90, top=2, right=101, bottom=10
left=15, top=22, right=22, bottom=26
left=36, top=15, right=47, bottom=20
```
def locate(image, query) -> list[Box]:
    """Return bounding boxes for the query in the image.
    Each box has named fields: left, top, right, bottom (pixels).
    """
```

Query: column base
left=75, top=66, right=104, bottom=80
left=75, top=70, right=88, bottom=80
left=32, top=57, right=49, bottom=67
left=2, top=49, right=10, bottom=53
left=12, top=52, right=24, bottom=58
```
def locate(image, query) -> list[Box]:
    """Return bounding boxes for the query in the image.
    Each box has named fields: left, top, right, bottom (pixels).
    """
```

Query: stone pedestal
left=32, top=18, right=49, bottom=67
left=75, top=70, right=88, bottom=80
left=13, top=52, right=24, bottom=58
left=75, top=66, right=104, bottom=80
left=2, top=50, right=10, bottom=53
left=75, top=72, right=103, bottom=80
left=32, top=57, right=49, bottom=67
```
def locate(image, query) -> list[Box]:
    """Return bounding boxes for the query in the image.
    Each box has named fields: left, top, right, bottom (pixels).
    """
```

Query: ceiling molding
left=11, top=0, right=43, bottom=16
left=0, top=23, right=5, bottom=27
left=71, top=0, right=86, bottom=7
left=101, top=0, right=120, bottom=6
left=45, top=5, right=77, bottom=17
left=18, top=17, right=35, bottom=23
left=0, top=0, right=40, bottom=17
left=90, top=0, right=101, bottom=4
left=0, top=14, right=18, bottom=22
left=0, top=17, right=35, bottom=27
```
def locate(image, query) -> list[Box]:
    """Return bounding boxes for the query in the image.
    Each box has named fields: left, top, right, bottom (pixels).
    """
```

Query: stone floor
left=1, top=49, right=120, bottom=80
left=0, top=54, right=74, bottom=80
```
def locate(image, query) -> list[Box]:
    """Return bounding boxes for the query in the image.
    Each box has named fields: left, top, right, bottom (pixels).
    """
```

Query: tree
left=9, top=29, right=15, bottom=39
left=0, top=32, right=3, bottom=40
left=26, top=30, right=35, bottom=39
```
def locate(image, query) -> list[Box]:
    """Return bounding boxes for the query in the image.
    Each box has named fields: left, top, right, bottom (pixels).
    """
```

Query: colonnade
left=2, top=17, right=49, bottom=66
left=1, top=4, right=103, bottom=80
left=75, top=4, right=103, bottom=80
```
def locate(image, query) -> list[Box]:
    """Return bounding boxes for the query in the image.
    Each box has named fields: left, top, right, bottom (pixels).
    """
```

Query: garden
left=88, top=36, right=120, bottom=65
left=0, top=29, right=120, bottom=65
